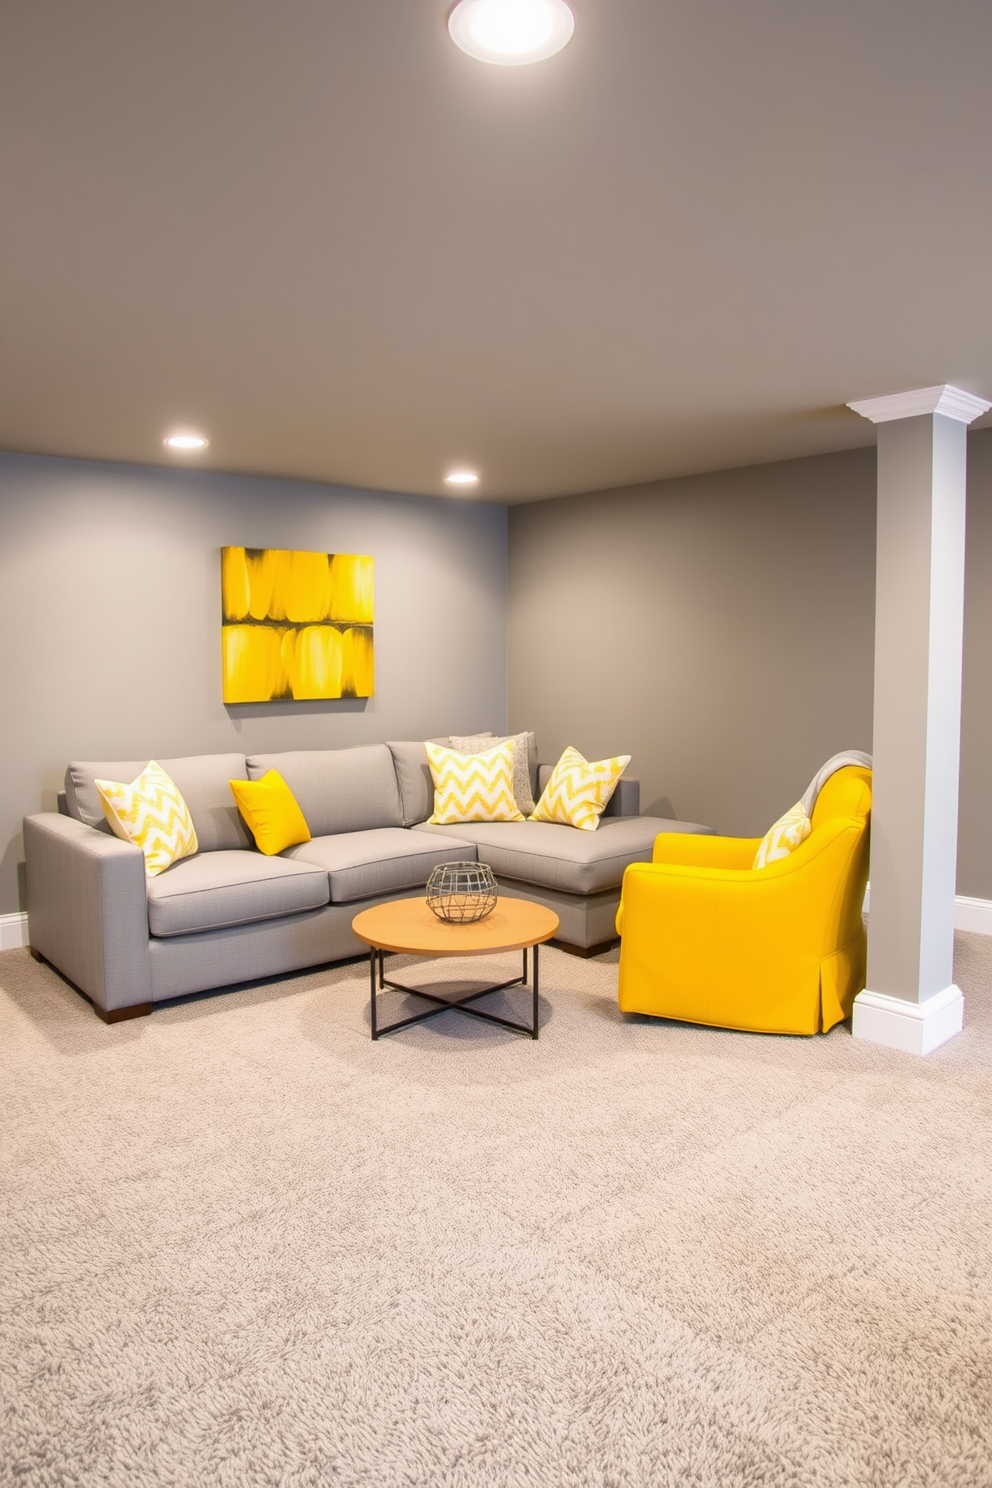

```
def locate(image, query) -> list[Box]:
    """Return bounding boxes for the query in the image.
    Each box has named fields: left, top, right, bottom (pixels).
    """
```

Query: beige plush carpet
left=2, top=934, right=991, bottom=1488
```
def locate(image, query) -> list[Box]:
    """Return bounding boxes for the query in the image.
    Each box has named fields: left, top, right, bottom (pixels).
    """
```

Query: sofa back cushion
left=387, top=736, right=494, bottom=826
left=65, top=754, right=253, bottom=852
left=246, top=745, right=402, bottom=836
left=386, top=741, right=434, bottom=826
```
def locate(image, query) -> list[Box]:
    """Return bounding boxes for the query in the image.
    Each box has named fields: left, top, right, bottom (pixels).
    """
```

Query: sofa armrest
left=535, top=765, right=640, bottom=817
left=604, top=776, right=639, bottom=817
left=24, top=813, right=153, bottom=1015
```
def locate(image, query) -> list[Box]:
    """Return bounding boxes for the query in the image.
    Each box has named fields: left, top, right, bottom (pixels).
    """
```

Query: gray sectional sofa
left=23, top=739, right=712, bottom=1022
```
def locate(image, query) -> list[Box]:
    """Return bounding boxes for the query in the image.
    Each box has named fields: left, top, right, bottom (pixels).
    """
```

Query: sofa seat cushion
left=146, top=850, right=330, bottom=938
left=283, top=828, right=477, bottom=903
left=411, top=816, right=712, bottom=896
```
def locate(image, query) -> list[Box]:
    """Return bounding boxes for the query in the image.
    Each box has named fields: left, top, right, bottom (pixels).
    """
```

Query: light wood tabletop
left=352, top=896, right=559, bottom=957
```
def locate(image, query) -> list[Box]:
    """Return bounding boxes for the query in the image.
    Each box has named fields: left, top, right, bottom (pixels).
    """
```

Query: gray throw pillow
left=449, top=731, right=537, bottom=816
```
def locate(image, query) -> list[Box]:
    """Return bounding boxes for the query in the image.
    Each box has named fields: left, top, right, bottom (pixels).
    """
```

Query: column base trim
left=853, top=984, right=964, bottom=1055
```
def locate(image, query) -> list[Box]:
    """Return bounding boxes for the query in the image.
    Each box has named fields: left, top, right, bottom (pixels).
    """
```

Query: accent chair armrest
left=651, top=833, right=759, bottom=869
left=24, top=813, right=153, bottom=1015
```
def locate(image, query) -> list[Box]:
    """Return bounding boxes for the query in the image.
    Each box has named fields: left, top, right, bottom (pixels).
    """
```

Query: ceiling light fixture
left=445, top=469, right=480, bottom=486
left=163, top=431, right=209, bottom=451
left=448, top=0, right=574, bottom=66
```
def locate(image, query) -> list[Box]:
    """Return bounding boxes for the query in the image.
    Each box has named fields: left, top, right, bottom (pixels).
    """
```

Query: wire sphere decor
left=426, top=861, right=498, bottom=923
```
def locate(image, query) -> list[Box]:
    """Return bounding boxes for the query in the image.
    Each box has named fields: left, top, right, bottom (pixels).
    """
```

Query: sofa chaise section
left=413, top=770, right=714, bottom=954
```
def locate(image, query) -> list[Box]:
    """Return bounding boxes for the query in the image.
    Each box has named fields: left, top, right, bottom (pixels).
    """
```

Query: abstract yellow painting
left=221, top=547, right=374, bottom=702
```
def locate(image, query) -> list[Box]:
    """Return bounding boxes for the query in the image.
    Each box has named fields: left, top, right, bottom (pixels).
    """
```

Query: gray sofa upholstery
left=23, top=741, right=712, bottom=1022
left=410, top=762, right=713, bottom=949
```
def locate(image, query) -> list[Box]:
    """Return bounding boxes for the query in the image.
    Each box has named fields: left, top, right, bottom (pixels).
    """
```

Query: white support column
left=848, top=385, right=990, bottom=1055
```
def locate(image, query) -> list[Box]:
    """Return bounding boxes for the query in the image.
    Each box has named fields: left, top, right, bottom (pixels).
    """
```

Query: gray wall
left=0, top=453, right=508, bottom=915
left=6, top=432, right=991, bottom=918
left=509, top=434, right=992, bottom=899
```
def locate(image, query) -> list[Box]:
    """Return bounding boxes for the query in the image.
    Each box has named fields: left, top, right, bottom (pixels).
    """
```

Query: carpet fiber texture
left=2, top=935, right=991, bottom=1488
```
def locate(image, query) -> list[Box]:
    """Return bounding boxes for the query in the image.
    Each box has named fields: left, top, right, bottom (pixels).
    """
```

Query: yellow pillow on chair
left=230, top=771, right=311, bottom=855
left=753, top=802, right=811, bottom=869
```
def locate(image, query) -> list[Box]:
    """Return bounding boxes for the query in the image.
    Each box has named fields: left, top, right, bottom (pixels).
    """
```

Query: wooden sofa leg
left=553, top=937, right=619, bottom=960
left=92, top=1000, right=154, bottom=1024
left=28, top=948, right=152, bottom=1022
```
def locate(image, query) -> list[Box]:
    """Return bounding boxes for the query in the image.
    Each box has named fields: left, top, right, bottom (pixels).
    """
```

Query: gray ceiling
left=2, top=0, right=991, bottom=504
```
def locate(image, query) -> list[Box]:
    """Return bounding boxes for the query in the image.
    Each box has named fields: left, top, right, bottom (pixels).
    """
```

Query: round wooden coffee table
left=352, top=896, right=559, bottom=1041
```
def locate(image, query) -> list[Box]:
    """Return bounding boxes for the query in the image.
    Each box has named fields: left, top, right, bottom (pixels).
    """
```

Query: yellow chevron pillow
left=449, top=730, right=537, bottom=816
left=426, top=740, right=524, bottom=825
left=96, top=760, right=199, bottom=876
left=753, top=801, right=811, bottom=869
left=530, top=746, right=631, bottom=831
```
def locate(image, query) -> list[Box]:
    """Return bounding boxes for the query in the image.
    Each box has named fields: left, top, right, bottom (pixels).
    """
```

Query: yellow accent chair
left=615, top=766, right=872, bottom=1035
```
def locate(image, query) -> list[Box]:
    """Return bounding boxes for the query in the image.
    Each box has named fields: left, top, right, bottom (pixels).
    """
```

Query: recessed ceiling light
left=448, top=0, right=574, bottom=66
left=163, top=431, right=209, bottom=451
left=445, top=469, right=480, bottom=486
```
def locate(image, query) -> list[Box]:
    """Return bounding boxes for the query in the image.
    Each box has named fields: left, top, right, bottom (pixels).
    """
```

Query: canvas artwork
left=221, top=547, right=374, bottom=702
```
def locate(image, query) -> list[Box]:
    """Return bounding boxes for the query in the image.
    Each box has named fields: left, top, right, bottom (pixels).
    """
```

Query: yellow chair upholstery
left=615, top=766, right=872, bottom=1035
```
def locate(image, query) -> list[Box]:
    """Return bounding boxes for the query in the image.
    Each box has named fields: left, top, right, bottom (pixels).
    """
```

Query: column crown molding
left=848, top=384, right=991, bottom=425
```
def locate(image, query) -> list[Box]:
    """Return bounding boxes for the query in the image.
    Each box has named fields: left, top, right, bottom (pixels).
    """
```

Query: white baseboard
left=863, top=886, right=992, bottom=937
left=951, top=895, right=992, bottom=935
left=0, top=912, right=30, bottom=950
left=853, top=983, right=965, bottom=1055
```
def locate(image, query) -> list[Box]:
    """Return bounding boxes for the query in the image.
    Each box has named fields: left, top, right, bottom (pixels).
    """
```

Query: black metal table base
left=369, top=945, right=540, bottom=1040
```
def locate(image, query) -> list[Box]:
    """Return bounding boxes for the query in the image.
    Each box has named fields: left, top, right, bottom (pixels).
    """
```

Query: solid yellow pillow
left=753, top=801, right=811, bottom=869
left=96, top=760, right=199, bottom=877
left=530, top=746, right=631, bottom=831
left=230, top=770, right=311, bottom=855
left=426, top=740, right=524, bottom=825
